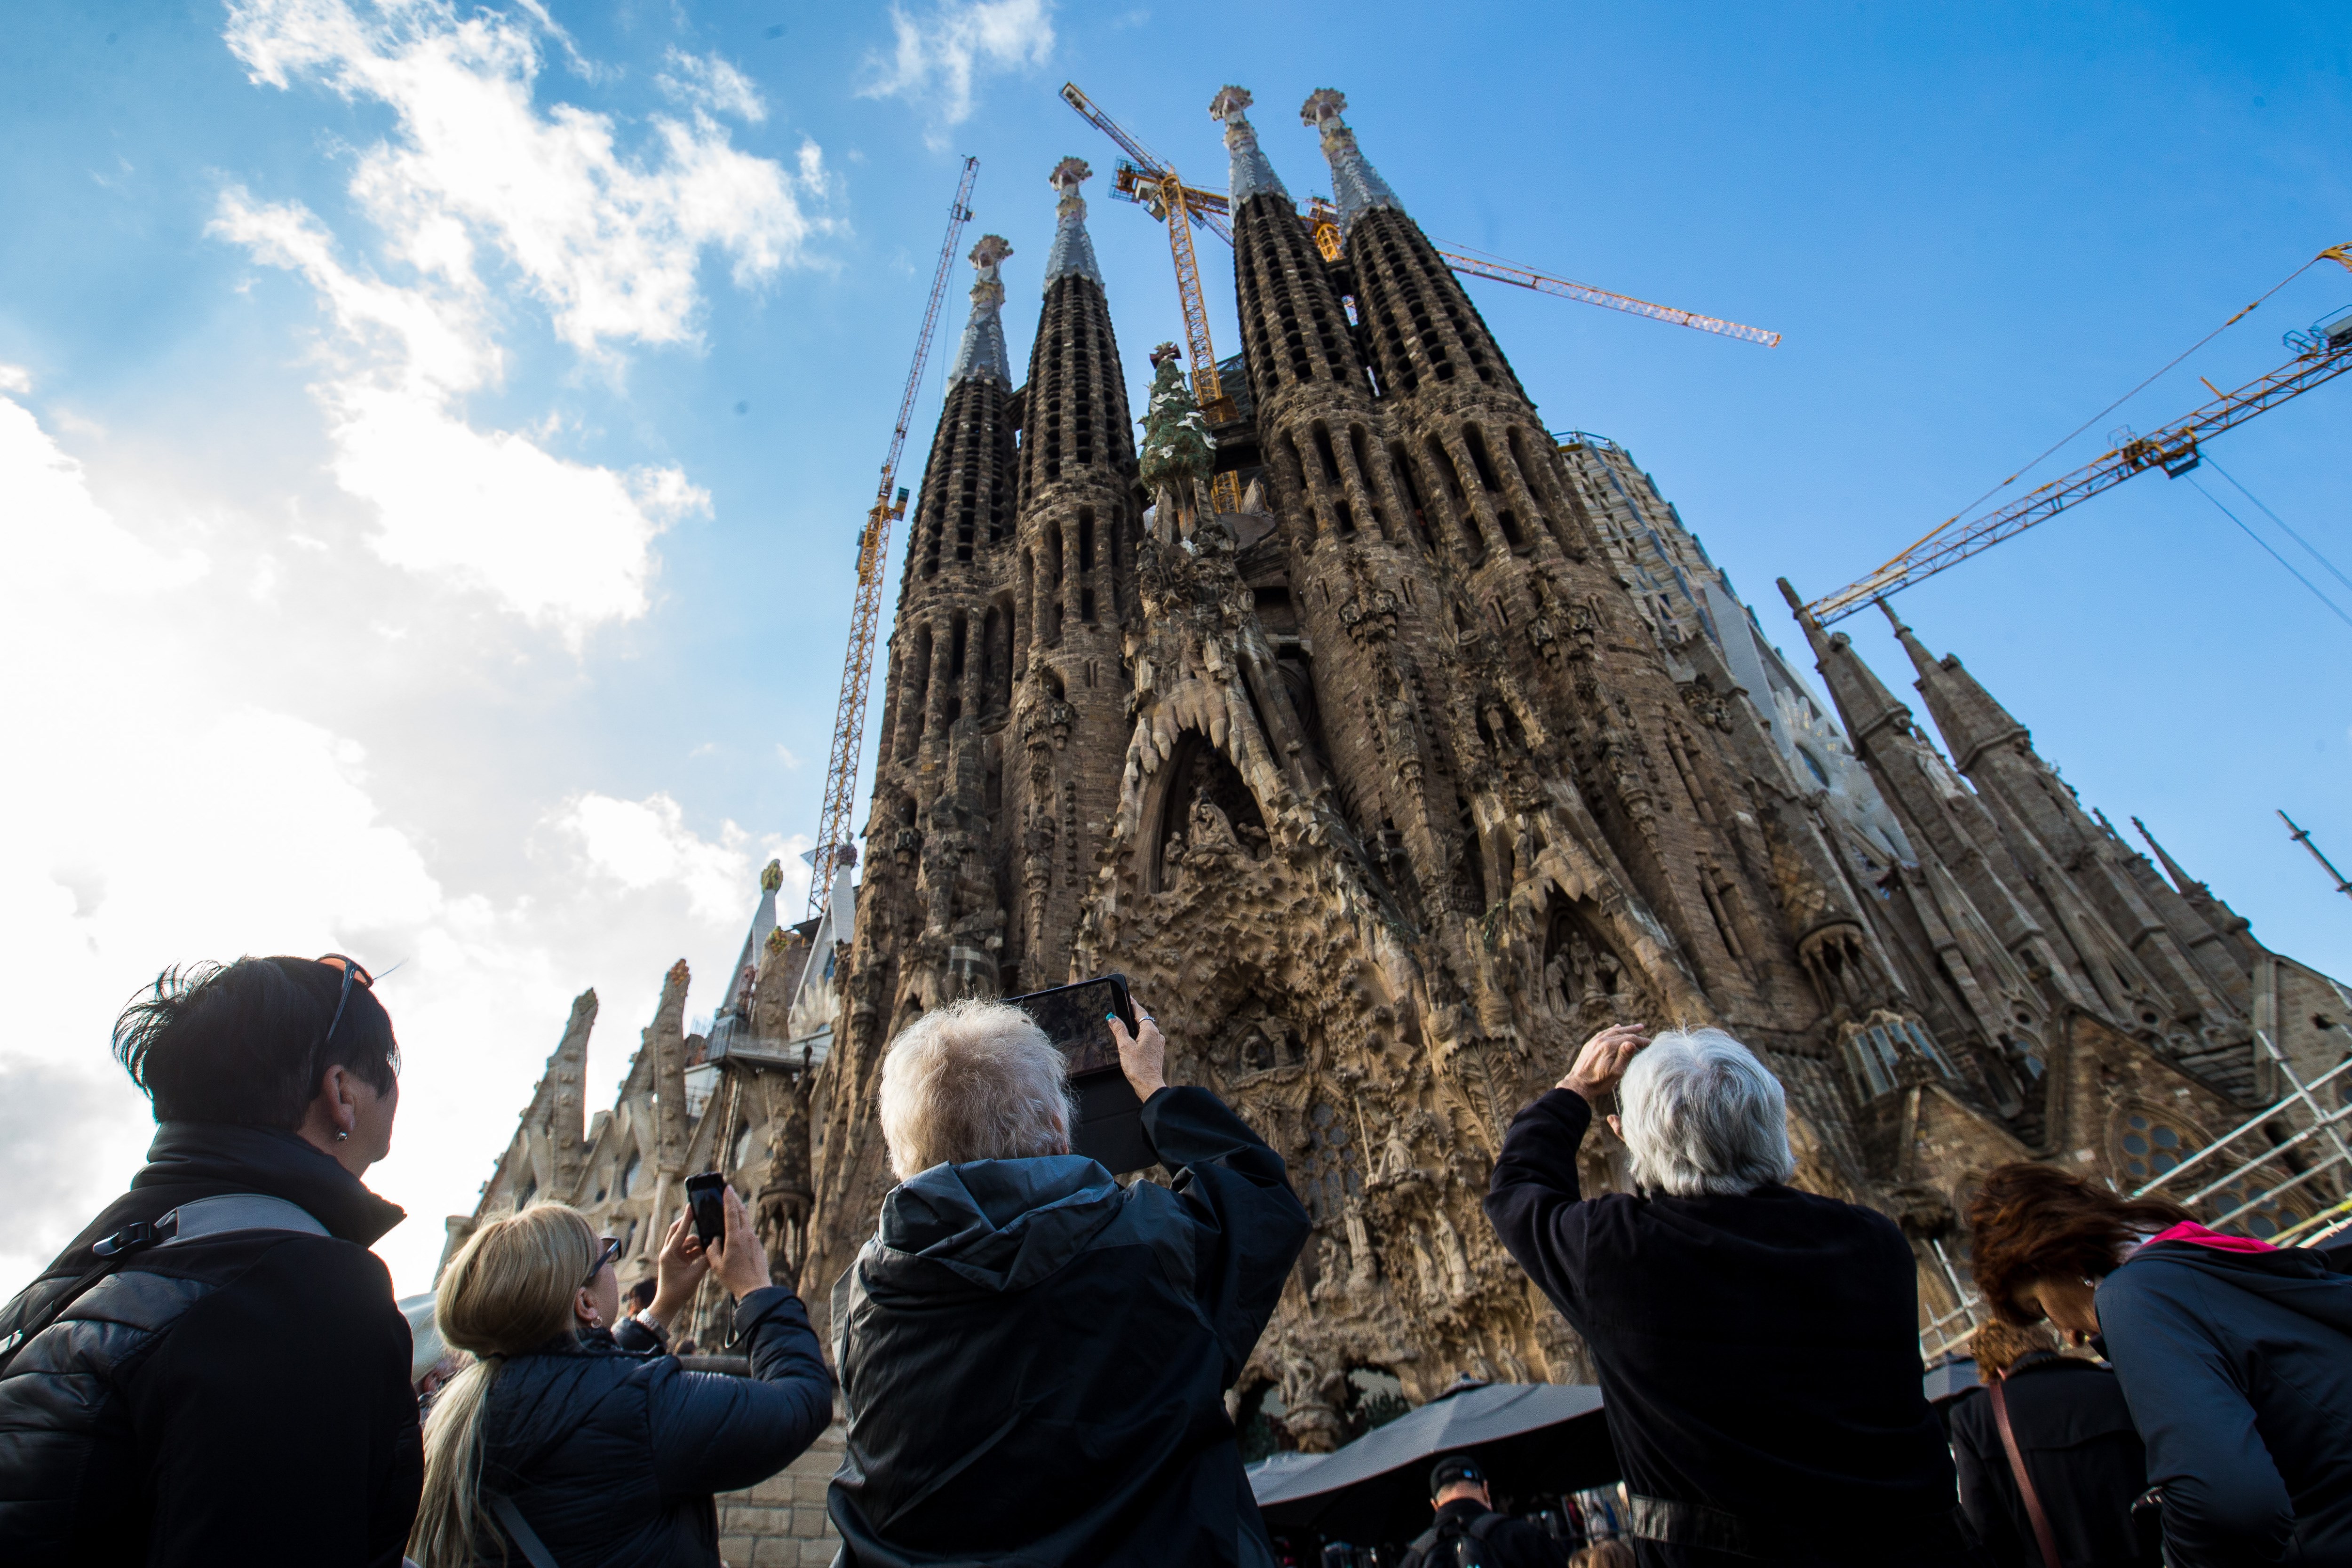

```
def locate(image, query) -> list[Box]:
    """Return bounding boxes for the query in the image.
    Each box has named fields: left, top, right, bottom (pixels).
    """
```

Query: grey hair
left=877, top=999, right=1077, bottom=1180
left=1618, top=1027, right=1796, bottom=1197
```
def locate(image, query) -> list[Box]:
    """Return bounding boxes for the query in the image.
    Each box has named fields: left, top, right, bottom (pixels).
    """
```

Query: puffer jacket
left=2097, top=1230, right=2352, bottom=1568
left=477, top=1284, right=832, bottom=1568
left=0, top=1122, right=421, bottom=1567
left=827, top=1085, right=1311, bottom=1568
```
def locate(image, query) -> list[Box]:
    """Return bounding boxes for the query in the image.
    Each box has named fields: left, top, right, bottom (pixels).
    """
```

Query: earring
left=334, top=1130, right=350, bottom=1142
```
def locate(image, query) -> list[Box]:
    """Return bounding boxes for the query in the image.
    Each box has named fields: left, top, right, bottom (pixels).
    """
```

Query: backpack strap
left=0, top=1194, right=328, bottom=1374
left=1465, top=1512, right=1506, bottom=1543
left=488, top=1491, right=563, bottom=1568
left=1989, top=1377, right=2066, bottom=1568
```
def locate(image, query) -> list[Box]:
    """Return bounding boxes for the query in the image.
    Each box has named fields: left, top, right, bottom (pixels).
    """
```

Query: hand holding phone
left=685, top=1172, right=727, bottom=1249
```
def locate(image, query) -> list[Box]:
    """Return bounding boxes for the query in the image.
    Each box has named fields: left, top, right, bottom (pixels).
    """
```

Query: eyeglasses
left=316, top=954, right=376, bottom=1048
left=584, top=1236, right=622, bottom=1287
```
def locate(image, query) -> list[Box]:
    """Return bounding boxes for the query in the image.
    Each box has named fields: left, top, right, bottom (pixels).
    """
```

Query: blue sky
left=2, top=0, right=2347, bottom=1296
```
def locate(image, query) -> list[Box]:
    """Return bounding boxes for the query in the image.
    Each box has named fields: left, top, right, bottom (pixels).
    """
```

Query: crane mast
left=806, top=156, right=980, bottom=920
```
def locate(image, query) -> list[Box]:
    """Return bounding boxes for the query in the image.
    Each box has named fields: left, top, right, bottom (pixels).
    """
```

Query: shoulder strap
left=488, top=1491, right=563, bottom=1568
left=1465, top=1512, right=1506, bottom=1541
left=0, top=1194, right=329, bottom=1375
left=1989, top=1377, right=2065, bottom=1568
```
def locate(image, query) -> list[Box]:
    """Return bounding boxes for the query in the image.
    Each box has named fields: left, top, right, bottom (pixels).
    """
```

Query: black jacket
left=1948, top=1353, right=2155, bottom=1568
left=827, top=1085, right=1312, bottom=1567
left=478, top=1284, right=833, bottom=1567
left=2096, top=1237, right=2352, bottom=1568
left=1398, top=1498, right=1569, bottom=1568
left=0, top=1122, right=421, bottom=1567
left=1483, top=1090, right=1970, bottom=1568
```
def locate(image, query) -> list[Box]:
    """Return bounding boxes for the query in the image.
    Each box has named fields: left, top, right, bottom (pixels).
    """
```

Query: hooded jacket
left=827, top=1084, right=1311, bottom=1568
left=0, top=1121, right=421, bottom=1567
left=474, top=1285, right=833, bottom=1567
left=2096, top=1234, right=2352, bottom=1568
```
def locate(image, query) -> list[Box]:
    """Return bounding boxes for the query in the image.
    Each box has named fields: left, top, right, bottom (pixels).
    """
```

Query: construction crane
left=806, top=156, right=980, bottom=920
left=1803, top=250, right=2352, bottom=625
left=1059, top=82, right=1243, bottom=513
left=1062, top=80, right=1780, bottom=380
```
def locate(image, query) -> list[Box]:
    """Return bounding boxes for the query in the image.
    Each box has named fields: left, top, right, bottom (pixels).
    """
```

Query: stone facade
left=463, top=85, right=2352, bottom=1467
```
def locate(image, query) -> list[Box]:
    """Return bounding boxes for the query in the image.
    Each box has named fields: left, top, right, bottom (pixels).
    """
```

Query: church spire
left=1882, top=601, right=2028, bottom=773
left=1300, top=88, right=1401, bottom=230
left=1209, top=85, right=1287, bottom=207
left=1780, top=582, right=1913, bottom=748
left=947, top=234, right=1013, bottom=385
left=1042, top=156, right=1104, bottom=290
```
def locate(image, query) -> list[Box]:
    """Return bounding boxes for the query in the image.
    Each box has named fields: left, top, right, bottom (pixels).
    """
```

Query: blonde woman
left=409, top=1187, right=829, bottom=1567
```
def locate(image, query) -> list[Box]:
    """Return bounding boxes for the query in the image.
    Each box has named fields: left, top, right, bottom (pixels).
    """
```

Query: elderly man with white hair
left=826, top=995, right=1311, bottom=1568
left=1485, top=1025, right=1974, bottom=1568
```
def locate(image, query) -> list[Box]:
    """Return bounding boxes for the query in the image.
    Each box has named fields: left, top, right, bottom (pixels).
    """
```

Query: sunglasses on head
left=584, top=1236, right=623, bottom=1287
left=316, top=954, right=376, bottom=1047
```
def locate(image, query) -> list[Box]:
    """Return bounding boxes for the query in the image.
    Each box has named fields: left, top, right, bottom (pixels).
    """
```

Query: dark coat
left=1398, top=1497, right=1570, bottom=1568
left=477, top=1284, right=833, bottom=1568
left=0, top=1122, right=421, bottom=1568
left=1947, top=1353, right=2154, bottom=1568
left=1483, top=1089, right=1971, bottom=1568
left=2096, top=1237, right=2352, bottom=1568
left=827, top=1085, right=1311, bottom=1567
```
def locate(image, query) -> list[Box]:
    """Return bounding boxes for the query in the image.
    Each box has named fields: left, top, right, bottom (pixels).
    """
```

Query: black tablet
left=1001, top=973, right=1156, bottom=1175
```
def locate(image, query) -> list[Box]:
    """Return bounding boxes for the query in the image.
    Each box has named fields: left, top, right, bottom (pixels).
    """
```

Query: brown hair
left=1572, top=1543, right=1637, bottom=1568
left=1966, top=1162, right=2191, bottom=1325
left=1968, top=1317, right=2057, bottom=1377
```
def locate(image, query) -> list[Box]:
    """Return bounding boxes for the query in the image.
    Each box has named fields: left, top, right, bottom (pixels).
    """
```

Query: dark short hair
left=112, top=957, right=399, bottom=1129
left=627, top=1278, right=657, bottom=1311
left=1966, top=1162, right=2191, bottom=1325
left=1429, top=1454, right=1484, bottom=1498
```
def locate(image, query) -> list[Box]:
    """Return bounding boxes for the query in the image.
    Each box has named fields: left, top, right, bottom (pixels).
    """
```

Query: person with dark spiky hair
left=0, top=955, right=421, bottom=1568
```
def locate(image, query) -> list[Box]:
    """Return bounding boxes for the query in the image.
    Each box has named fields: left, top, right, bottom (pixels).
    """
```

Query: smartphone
left=1001, top=974, right=1155, bottom=1176
left=685, top=1171, right=727, bottom=1249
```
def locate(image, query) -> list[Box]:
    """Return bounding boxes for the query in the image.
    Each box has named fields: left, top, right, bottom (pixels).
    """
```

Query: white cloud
left=862, top=0, right=1055, bottom=135
left=212, top=0, right=829, bottom=637
left=0, top=388, right=794, bottom=1297
left=0, top=363, right=32, bottom=395
left=656, top=48, right=767, bottom=124
left=552, top=792, right=762, bottom=923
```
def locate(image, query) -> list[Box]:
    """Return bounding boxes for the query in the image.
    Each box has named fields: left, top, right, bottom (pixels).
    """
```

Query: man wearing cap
left=1399, top=1455, right=1568, bottom=1568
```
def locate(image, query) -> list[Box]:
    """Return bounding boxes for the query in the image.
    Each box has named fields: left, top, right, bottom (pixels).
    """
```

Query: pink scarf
left=2141, top=1219, right=2277, bottom=1255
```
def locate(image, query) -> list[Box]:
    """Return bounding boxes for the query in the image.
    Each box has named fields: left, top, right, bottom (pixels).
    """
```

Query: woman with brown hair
left=1967, top=1162, right=2352, bottom=1568
left=408, top=1190, right=830, bottom=1567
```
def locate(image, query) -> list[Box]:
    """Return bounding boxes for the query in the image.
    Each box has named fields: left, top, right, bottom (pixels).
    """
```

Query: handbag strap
left=1989, top=1377, right=2066, bottom=1568
left=488, top=1491, right=562, bottom=1568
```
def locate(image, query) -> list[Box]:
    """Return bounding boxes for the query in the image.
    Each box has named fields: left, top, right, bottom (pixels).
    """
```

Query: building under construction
left=454, top=87, right=2352, bottom=1461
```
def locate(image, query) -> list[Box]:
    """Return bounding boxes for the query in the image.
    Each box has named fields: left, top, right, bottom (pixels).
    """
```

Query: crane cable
left=2204, top=452, right=2352, bottom=598
left=1863, top=251, right=2337, bottom=576
left=2184, top=474, right=2352, bottom=632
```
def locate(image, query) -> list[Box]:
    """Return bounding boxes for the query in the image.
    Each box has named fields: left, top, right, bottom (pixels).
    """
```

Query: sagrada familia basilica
left=449, top=88, right=2351, bottom=1453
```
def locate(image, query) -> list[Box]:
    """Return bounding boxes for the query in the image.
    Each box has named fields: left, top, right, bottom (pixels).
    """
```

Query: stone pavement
left=716, top=1421, right=844, bottom=1567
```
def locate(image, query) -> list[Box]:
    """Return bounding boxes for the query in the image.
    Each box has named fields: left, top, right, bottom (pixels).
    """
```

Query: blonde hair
left=878, top=998, right=1075, bottom=1180
left=407, top=1203, right=600, bottom=1568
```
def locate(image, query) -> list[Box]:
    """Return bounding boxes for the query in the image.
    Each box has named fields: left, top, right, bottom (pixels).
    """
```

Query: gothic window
left=2114, top=1110, right=2310, bottom=1241
left=1797, top=746, right=1832, bottom=788
left=731, top=1125, right=755, bottom=1172
left=620, top=1150, right=642, bottom=1199
left=516, top=1175, right=537, bottom=1209
left=1295, top=1097, right=1361, bottom=1227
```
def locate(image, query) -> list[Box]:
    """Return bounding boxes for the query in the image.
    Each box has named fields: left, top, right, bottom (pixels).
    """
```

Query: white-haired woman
left=407, top=1193, right=830, bottom=1567
left=827, top=995, right=1311, bottom=1567
left=1484, top=1026, right=1973, bottom=1568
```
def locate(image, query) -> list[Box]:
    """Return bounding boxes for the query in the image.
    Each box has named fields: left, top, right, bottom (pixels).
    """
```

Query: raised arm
left=1481, top=1021, right=1646, bottom=1328
left=649, top=1189, right=833, bottom=1497
left=1114, top=1006, right=1310, bottom=1380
